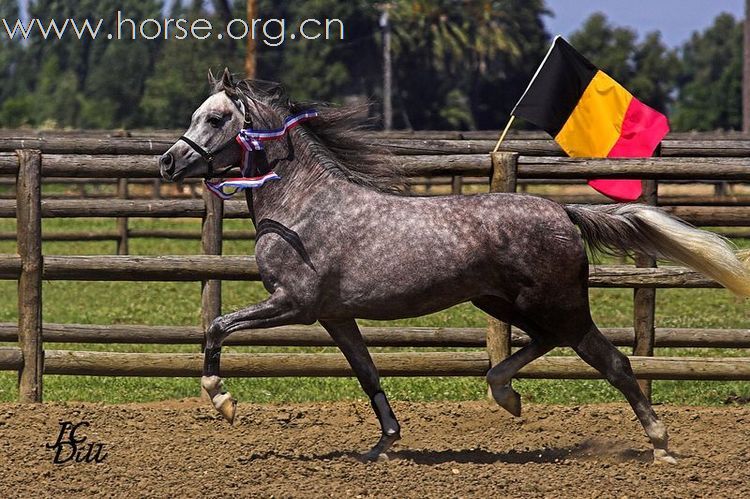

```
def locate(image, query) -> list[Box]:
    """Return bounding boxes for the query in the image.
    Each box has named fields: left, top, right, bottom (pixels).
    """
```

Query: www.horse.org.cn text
left=1, top=12, right=345, bottom=46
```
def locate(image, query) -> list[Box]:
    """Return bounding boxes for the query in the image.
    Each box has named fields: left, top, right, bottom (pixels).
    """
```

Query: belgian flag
left=512, top=36, right=669, bottom=201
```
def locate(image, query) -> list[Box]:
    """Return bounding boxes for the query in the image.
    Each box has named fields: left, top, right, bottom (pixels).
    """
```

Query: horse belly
left=330, top=252, right=496, bottom=320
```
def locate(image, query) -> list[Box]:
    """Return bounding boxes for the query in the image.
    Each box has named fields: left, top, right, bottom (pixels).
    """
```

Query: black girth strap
left=256, top=219, right=314, bottom=269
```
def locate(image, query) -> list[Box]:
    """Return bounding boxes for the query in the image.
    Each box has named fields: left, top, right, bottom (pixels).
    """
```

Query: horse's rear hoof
left=653, top=448, right=678, bottom=465
left=361, top=432, right=401, bottom=463
left=362, top=450, right=389, bottom=463
left=490, top=385, right=522, bottom=417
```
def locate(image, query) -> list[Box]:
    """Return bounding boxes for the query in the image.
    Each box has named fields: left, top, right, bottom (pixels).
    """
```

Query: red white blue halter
left=204, top=110, right=319, bottom=200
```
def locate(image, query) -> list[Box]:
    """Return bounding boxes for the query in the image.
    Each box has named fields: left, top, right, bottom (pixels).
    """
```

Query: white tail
left=565, top=204, right=750, bottom=297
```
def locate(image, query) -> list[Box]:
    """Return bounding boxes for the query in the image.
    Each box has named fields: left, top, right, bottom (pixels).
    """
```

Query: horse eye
left=207, top=116, right=224, bottom=128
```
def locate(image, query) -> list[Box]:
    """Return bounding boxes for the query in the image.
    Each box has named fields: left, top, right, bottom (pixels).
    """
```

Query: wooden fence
left=0, top=130, right=748, bottom=247
left=0, top=132, right=749, bottom=403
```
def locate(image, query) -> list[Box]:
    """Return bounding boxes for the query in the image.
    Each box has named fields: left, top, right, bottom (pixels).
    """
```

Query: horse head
left=159, top=68, right=279, bottom=182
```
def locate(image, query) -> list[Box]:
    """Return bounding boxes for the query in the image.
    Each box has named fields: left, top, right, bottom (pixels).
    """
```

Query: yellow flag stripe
left=554, top=70, right=633, bottom=157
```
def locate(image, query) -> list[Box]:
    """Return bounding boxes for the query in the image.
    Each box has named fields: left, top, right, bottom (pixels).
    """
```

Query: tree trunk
left=744, top=0, right=750, bottom=132
left=245, top=0, right=257, bottom=78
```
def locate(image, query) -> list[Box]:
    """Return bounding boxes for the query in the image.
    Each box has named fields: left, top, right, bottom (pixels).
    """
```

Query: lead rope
left=204, top=110, right=319, bottom=200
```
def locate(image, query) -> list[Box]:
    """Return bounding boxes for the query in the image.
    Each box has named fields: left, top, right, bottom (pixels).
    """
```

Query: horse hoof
left=214, top=392, right=237, bottom=424
left=361, top=432, right=400, bottom=463
left=490, top=385, right=522, bottom=417
left=201, top=376, right=237, bottom=424
left=653, top=448, right=678, bottom=465
left=362, top=450, right=389, bottom=463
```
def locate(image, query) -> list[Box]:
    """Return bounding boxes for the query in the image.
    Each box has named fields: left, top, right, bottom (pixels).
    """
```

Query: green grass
left=0, top=216, right=748, bottom=406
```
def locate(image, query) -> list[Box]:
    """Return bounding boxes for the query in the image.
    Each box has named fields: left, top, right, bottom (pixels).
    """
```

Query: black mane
left=210, top=75, right=404, bottom=194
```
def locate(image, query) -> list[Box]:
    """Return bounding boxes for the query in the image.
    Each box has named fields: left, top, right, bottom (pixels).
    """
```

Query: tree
left=2, top=0, right=163, bottom=128
left=471, top=0, right=550, bottom=129
left=0, top=0, right=30, bottom=126
left=269, top=0, right=380, bottom=103
left=80, top=0, right=164, bottom=127
left=569, top=13, right=679, bottom=114
left=0, top=0, right=21, bottom=103
left=388, top=0, right=548, bottom=129
left=140, top=0, right=242, bottom=128
left=672, top=13, right=743, bottom=131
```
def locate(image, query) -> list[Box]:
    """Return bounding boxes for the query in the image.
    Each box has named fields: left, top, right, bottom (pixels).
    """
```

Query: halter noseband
left=177, top=97, right=253, bottom=179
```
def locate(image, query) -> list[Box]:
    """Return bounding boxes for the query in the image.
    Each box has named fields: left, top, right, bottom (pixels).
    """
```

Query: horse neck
left=249, top=138, right=355, bottom=222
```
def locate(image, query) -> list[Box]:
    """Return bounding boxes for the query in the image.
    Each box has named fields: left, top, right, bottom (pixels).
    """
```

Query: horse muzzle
left=159, top=153, right=177, bottom=181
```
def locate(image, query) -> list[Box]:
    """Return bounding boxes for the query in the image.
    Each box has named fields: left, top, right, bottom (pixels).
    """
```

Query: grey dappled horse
left=160, top=69, right=750, bottom=464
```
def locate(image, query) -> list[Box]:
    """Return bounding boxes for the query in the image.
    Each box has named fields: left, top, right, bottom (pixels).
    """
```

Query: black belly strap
left=256, top=219, right=314, bottom=269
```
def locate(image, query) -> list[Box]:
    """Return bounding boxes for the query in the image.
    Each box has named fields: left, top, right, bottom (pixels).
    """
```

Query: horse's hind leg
left=320, top=319, right=401, bottom=462
left=472, top=297, right=552, bottom=416
left=573, top=324, right=677, bottom=465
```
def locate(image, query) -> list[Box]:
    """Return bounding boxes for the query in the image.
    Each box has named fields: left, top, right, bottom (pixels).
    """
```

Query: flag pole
left=492, top=115, right=515, bottom=153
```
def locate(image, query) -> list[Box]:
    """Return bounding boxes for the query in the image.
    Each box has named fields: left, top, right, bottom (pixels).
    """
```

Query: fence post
left=451, top=176, right=463, bottom=195
left=201, top=188, right=223, bottom=339
left=16, top=150, right=43, bottom=403
left=633, top=146, right=660, bottom=401
left=116, top=178, right=129, bottom=255
left=486, top=152, right=518, bottom=378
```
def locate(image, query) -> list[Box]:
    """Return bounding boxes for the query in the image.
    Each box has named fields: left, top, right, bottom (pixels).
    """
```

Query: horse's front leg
left=202, top=289, right=308, bottom=423
left=320, top=319, right=401, bottom=462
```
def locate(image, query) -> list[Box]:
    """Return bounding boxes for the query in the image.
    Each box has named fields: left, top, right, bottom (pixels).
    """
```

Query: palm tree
left=389, top=0, right=518, bottom=76
left=387, top=0, right=522, bottom=128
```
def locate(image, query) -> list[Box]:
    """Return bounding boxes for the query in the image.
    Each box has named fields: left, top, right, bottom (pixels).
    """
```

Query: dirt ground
left=1, top=399, right=749, bottom=498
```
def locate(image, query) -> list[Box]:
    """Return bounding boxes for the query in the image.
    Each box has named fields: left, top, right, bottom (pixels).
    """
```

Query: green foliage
left=0, top=0, right=21, bottom=103
left=671, top=13, right=743, bottom=131
left=569, top=13, right=680, bottom=114
left=0, top=2, right=747, bottom=132
left=269, top=0, right=379, bottom=103
left=389, top=0, right=549, bottom=129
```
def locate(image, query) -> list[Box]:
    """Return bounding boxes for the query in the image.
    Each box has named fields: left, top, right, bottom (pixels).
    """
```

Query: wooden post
left=116, top=178, right=129, bottom=255
left=200, top=189, right=223, bottom=400
left=633, top=146, right=660, bottom=401
left=451, top=176, right=463, bottom=195
left=486, top=152, right=518, bottom=374
left=380, top=4, right=393, bottom=130
left=744, top=0, right=750, bottom=133
left=201, top=189, right=223, bottom=336
left=16, top=150, right=43, bottom=403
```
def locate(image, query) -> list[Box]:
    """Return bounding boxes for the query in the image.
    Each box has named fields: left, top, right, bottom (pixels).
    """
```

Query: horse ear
left=207, top=68, right=217, bottom=87
left=221, top=67, right=234, bottom=88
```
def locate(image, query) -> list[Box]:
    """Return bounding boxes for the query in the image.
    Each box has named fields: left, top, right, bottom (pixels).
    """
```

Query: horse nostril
left=160, top=153, right=175, bottom=175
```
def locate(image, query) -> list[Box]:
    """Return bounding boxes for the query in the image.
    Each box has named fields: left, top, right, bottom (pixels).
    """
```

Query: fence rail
left=2, top=152, right=750, bottom=179
left=0, top=323, right=747, bottom=348
left=1, top=348, right=749, bottom=380
left=0, top=133, right=747, bottom=404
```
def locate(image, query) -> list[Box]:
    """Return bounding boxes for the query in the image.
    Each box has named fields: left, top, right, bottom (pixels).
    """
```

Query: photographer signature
left=46, top=421, right=108, bottom=464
